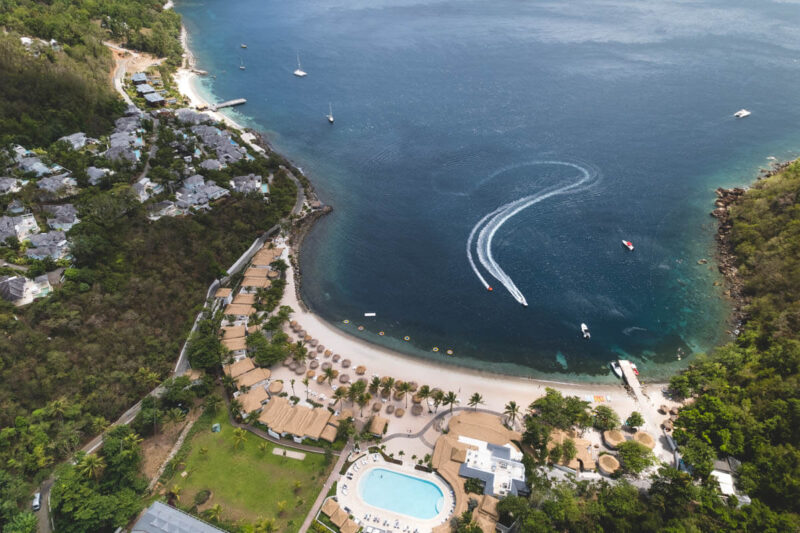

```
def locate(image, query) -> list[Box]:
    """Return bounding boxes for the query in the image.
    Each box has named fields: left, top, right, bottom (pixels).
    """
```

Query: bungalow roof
left=235, top=367, right=271, bottom=388
left=368, top=416, right=388, bottom=435
left=214, top=287, right=232, bottom=298
left=244, top=267, right=269, bottom=278
left=239, top=386, right=268, bottom=413
left=221, top=325, right=246, bottom=339
left=232, top=292, right=256, bottom=305
left=223, top=303, right=255, bottom=317
left=241, top=277, right=271, bottom=288
left=223, top=358, right=255, bottom=378
left=222, top=337, right=247, bottom=352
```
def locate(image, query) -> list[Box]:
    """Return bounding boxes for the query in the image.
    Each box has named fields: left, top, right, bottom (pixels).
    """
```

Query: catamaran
left=293, top=53, right=307, bottom=77
left=581, top=323, right=591, bottom=339
left=734, top=109, right=751, bottom=118
left=326, top=103, right=334, bottom=124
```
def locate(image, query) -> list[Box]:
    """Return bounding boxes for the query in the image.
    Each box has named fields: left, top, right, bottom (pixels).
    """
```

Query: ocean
left=177, top=0, right=800, bottom=380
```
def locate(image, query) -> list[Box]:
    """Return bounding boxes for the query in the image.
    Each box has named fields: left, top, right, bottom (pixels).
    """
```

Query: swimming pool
left=358, top=468, right=444, bottom=520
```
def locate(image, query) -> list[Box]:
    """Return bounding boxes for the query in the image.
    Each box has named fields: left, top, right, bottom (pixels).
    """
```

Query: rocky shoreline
left=710, top=158, right=799, bottom=332
left=288, top=204, right=333, bottom=313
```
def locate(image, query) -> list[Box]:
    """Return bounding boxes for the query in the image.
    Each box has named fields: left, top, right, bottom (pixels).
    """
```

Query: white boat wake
left=467, top=161, right=598, bottom=305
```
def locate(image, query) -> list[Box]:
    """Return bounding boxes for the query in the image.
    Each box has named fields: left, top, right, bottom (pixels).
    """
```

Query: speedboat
left=240, top=43, right=247, bottom=49
left=622, top=240, right=634, bottom=251
left=326, top=102, right=334, bottom=124
left=610, top=361, right=623, bottom=379
left=734, top=109, right=751, bottom=118
left=293, top=53, right=307, bottom=77
left=581, top=323, right=591, bottom=339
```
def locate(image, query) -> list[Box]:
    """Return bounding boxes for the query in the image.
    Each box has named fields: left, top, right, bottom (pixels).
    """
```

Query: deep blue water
left=178, top=0, right=800, bottom=380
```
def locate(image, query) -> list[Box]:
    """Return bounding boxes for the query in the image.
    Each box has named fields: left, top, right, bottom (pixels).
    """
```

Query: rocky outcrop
left=711, top=187, right=747, bottom=329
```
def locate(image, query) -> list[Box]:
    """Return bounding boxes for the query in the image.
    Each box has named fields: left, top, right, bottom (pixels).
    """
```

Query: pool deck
left=335, top=453, right=455, bottom=533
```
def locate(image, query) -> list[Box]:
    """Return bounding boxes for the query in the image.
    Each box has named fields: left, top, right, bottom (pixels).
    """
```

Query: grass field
left=166, top=411, right=332, bottom=531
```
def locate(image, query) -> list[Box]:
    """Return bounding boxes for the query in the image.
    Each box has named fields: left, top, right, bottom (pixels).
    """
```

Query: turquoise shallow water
left=359, top=468, right=444, bottom=519
left=178, top=0, right=800, bottom=380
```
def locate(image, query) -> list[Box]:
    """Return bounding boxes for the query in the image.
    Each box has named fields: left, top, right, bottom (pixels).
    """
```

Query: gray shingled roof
left=132, top=501, right=227, bottom=533
left=0, top=276, right=26, bottom=302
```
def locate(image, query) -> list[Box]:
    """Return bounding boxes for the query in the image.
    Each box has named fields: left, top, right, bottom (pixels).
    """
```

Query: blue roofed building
left=131, top=501, right=227, bottom=533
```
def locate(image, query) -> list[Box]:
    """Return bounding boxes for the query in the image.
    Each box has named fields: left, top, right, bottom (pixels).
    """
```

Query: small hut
left=603, top=429, right=626, bottom=449
left=342, top=359, right=351, bottom=368
left=633, top=431, right=656, bottom=450
left=372, top=402, right=382, bottom=413
left=598, top=454, right=621, bottom=475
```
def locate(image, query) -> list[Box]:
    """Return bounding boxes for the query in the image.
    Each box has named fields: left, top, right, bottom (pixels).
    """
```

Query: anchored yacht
left=734, top=109, right=751, bottom=118
left=293, top=53, right=307, bottom=77
left=581, top=323, right=591, bottom=339
left=622, top=240, right=634, bottom=251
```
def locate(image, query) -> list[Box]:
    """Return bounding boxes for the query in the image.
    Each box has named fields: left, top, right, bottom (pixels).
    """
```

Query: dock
left=618, top=359, right=643, bottom=401
left=210, top=98, right=246, bottom=112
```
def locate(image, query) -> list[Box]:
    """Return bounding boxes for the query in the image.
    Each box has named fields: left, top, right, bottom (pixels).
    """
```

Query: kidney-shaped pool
left=358, top=468, right=445, bottom=519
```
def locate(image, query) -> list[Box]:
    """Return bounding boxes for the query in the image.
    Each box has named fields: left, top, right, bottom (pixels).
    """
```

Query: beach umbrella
left=633, top=431, right=656, bottom=449
left=342, top=359, right=351, bottom=368
left=412, top=395, right=422, bottom=404
left=306, top=370, right=315, bottom=378
left=310, top=360, right=319, bottom=369
left=295, top=366, right=305, bottom=375
left=290, top=320, right=297, bottom=327
left=395, top=408, right=405, bottom=418
left=289, top=362, right=298, bottom=371
left=316, top=345, right=324, bottom=353
left=355, top=365, right=366, bottom=375
left=393, top=390, right=405, bottom=401
left=332, top=354, right=341, bottom=363
left=332, top=369, right=339, bottom=378
left=299, top=330, right=307, bottom=337
left=339, top=374, right=350, bottom=384
left=321, top=362, right=332, bottom=371
left=372, top=402, right=382, bottom=412
left=669, top=407, right=679, bottom=416
left=598, top=455, right=620, bottom=475
left=304, top=334, right=312, bottom=342
left=282, top=358, right=292, bottom=367
left=408, top=381, right=418, bottom=392
left=662, top=419, right=673, bottom=431
left=411, top=404, right=423, bottom=416
left=386, top=405, right=395, bottom=414
left=324, top=349, right=332, bottom=357
left=658, top=405, right=668, bottom=414
left=316, top=375, right=326, bottom=384
left=268, top=381, right=283, bottom=394
left=395, top=379, right=404, bottom=389
left=310, top=339, right=318, bottom=347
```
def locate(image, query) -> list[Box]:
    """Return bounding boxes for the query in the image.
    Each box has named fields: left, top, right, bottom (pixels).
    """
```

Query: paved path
left=105, top=41, right=134, bottom=106
left=383, top=406, right=505, bottom=443
left=299, top=441, right=353, bottom=533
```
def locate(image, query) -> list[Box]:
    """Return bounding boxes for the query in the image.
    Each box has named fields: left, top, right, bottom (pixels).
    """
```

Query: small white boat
left=239, top=58, right=245, bottom=71
left=581, top=323, right=591, bottom=339
left=622, top=240, right=634, bottom=251
left=734, top=109, right=751, bottom=118
left=364, top=312, right=376, bottom=317
left=610, top=361, right=623, bottom=379
left=240, top=43, right=247, bottom=49
left=326, top=102, right=334, bottom=124
left=293, top=53, right=307, bottom=77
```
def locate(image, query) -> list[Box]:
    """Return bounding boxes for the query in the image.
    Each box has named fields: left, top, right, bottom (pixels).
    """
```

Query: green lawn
left=166, top=412, right=332, bottom=531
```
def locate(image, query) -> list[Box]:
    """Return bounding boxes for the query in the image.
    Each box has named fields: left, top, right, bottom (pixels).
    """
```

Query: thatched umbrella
left=306, top=370, right=316, bottom=378
left=662, top=419, right=674, bottom=431
left=658, top=405, right=668, bottom=414
left=332, top=354, right=341, bottom=363
left=408, top=381, right=418, bottom=392
left=299, top=330, right=306, bottom=337
left=303, top=334, right=311, bottom=342
left=372, top=402, right=382, bottom=413
left=321, top=362, right=332, bottom=371
left=342, top=359, right=351, bottom=368
left=310, top=339, right=318, bottom=347
left=603, top=429, right=626, bottom=449
left=282, top=358, right=292, bottom=367
left=339, top=374, right=350, bottom=384
left=316, top=375, right=326, bottom=384
left=324, top=349, right=332, bottom=357
left=355, top=365, right=366, bottom=375
left=411, top=404, right=423, bottom=416
left=332, top=369, right=340, bottom=378
left=290, top=319, right=298, bottom=327
left=393, top=390, right=405, bottom=402
left=316, top=345, right=324, bottom=353
left=289, top=362, right=299, bottom=371
left=310, top=360, right=319, bottom=369
left=295, top=366, right=305, bottom=375
left=395, top=408, right=405, bottom=418
left=385, top=405, right=395, bottom=414
left=598, top=455, right=620, bottom=475
left=669, top=407, right=679, bottom=416
left=268, top=381, right=283, bottom=394
left=412, top=395, right=422, bottom=404
left=633, top=431, right=656, bottom=450
left=395, top=379, right=404, bottom=389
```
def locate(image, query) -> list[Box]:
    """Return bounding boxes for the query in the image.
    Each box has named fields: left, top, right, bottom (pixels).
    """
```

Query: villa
left=86, top=166, right=111, bottom=186
left=25, top=231, right=69, bottom=260
left=43, top=204, right=79, bottom=231
left=132, top=501, right=225, bottom=533
left=257, top=395, right=338, bottom=443
left=236, top=385, right=269, bottom=414
left=0, top=178, right=22, bottom=195
left=0, top=275, right=52, bottom=306
left=147, top=200, right=179, bottom=220
left=58, top=132, right=96, bottom=150
left=37, top=173, right=77, bottom=196
left=214, top=287, right=233, bottom=306
left=457, top=437, right=527, bottom=498
left=223, top=357, right=255, bottom=378
left=0, top=213, right=39, bottom=242
left=235, top=367, right=271, bottom=389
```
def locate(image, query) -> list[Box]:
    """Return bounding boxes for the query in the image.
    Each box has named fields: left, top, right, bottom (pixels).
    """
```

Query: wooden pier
left=618, top=359, right=643, bottom=401
left=210, top=98, right=246, bottom=112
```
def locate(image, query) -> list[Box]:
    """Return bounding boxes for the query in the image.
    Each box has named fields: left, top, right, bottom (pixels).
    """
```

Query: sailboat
left=239, top=58, right=245, bottom=71
left=326, top=103, right=334, bottom=124
left=293, top=53, right=307, bottom=77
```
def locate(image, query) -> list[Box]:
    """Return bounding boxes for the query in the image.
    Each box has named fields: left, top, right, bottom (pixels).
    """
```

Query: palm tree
left=78, top=453, right=106, bottom=481
left=380, top=377, right=395, bottom=398
left=333, top=387, right=348, bottom=410
left=468, top=393, right=484, bottom=411
left=204, top=394, right=222, bottom=413
left=399, top=381, right=413, bottom=408
left=302, top=377, right=310, bottom=400
left=229, top=398, right=243, bottom=420
left=221, top=375, right=236, bottom=392
left=47, top=397, right=68, bottom=423
left=290, top=378, right=296, bottom=397
left=254, top=517, right=277, bottom=533
left=276, top=500, right=287, bottom=516
left=369, top=376, right=381, bottom=395
left=293, top=480, right=303, bottom=493
left=443, top=391, right=458, bottom=414
left=232, top=427, right=248, bottom=450
left=323, top=367, right=336, bottom=386
left=259, top=441, right=269, bottom=454
left=349, top=380, right=366, bottom=406
left=357, top=392, right=372, bottom=417
left=504, top=401, right=520, bottom=428
left=199, top=446, right=209, bottom=457
left=432, top=390, right=444, bottom=413
left=417, top=385, right=432, bottom=412
left=204, top=504, right=222, bottom=522
left=293, top=342, right=308, bottom=364
left=170, top=484, right=183, bottom=502
left=166, top=407, right=186, bottom=424
left=245, top=411, right=260, bottom=426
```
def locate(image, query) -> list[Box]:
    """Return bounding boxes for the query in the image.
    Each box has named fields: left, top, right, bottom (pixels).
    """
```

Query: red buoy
left=487, top=286, right=493, bottom=292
